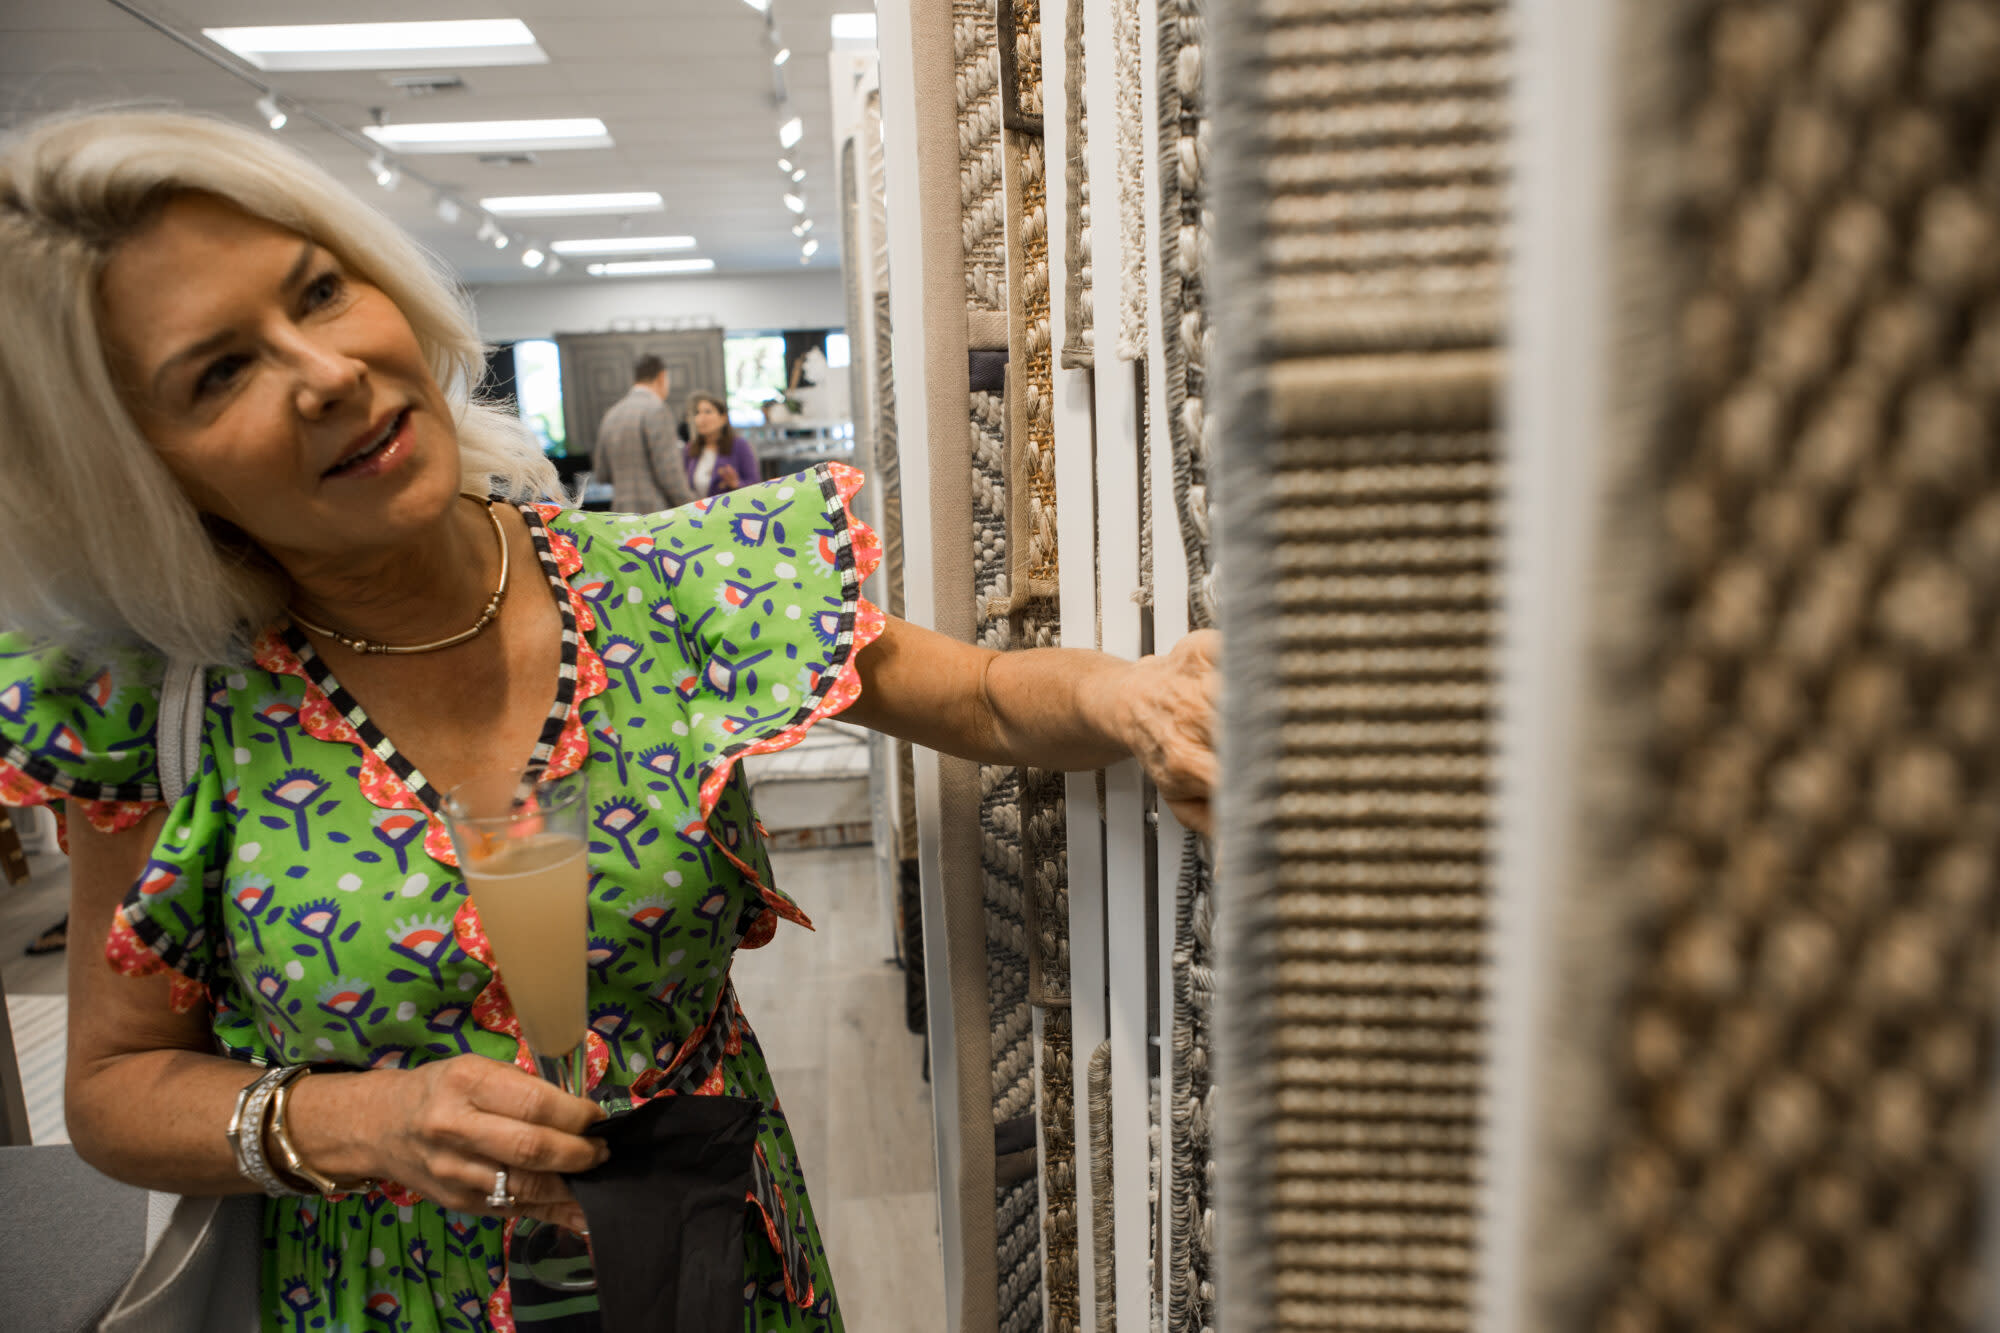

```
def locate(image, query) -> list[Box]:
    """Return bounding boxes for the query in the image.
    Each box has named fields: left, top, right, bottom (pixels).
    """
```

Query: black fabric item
left=564, top=1094, right=764, bottom=1333
left=968, top=348, right=1008, bottom=393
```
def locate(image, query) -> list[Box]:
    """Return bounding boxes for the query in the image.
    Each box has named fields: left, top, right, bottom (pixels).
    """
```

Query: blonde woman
left=0, top=110, right=1219, bottom=1331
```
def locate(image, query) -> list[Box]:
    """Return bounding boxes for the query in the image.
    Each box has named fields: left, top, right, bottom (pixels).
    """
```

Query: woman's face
left=98, top=193, right=460, bottom=565
left=692, top=399, right=727, bottom=440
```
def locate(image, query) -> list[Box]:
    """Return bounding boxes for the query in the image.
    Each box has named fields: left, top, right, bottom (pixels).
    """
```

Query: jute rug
left=1514, top=2, right=2000, bottom=1331
left=1208, top=2, right=1513, bottom=1329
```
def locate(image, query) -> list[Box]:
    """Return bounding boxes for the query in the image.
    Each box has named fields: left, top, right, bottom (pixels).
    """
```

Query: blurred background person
left=592, top=354, right=694, bottom=513
left=685, top=390, right=761, bottom=498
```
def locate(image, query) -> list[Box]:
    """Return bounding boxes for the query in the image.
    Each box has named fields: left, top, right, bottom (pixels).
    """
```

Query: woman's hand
left=316, top=1054, right=608, bottom=1234
left=1110, top=629, right=1221, bottom=835
left=715, top=463, right=742, bottom=492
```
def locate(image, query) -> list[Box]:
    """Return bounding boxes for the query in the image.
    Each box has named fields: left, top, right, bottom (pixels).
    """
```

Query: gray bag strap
left=156, top=659, right=205, bottom=805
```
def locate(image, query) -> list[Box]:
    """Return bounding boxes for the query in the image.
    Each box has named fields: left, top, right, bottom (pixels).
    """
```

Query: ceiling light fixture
left=203, top=19, right=548, bottom=71
left=545, top=256, right=563, bottom=276
left=363, top=118, right=612, bottom=153
left=798, top=218, right=814, bottom=233
left=830, top=13, right=879, bottom=41
left=255, top=93, right=287, bottom=129
left=791, top=222, right=808, bottom=237
left=493, top=231, right=510, bottom=250
left=521, top=247, right=546, bottom=268
left=435, top=196, right=462, bottom=224
left=790, top=168, right=806, bottom=182
left=773, top=47, right=791, bottom=65
left=368, top=153, right=401, bottom=189
left=802, top=238, right=820, bottom=257
left=783, top=193, right=806, bottom=214
left=740, top=0, right=772, bottom=12
left=481, top=191, right=666, bottom=216
left=550, top=235, right=698, bottom=256
left=777, top=158, right=794, bottom=173
left=778, top=117, right=803, bottom=149
left=587, top=258, right=718, bottom=276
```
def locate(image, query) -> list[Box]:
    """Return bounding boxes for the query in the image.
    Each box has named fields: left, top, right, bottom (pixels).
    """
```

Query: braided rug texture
left=960, top=2, right=1046, bottom=1327
left=1002, top=3, right=1081, bottom=1323
left=1159, top=0, right=1219, bottom=1328
left=1062, top=0, right=1095, bottom=368
left=1532, top=4, right=2000, bottom=1331
left=1209, top=2, right=1513, bottom=1329
left=1114, top=0, right=1148, bottom=360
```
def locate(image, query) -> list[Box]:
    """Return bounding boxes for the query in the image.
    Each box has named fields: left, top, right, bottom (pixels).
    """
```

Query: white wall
left=470, top=271, right=850, bottom=341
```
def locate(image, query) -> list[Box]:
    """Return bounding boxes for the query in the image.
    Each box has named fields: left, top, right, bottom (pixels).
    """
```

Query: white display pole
left=1478, top=1, right=1615, bottom=1331
left=873, top=0, right=965, bottom=1325
left=1082, top=0, right=1156, bottom=1321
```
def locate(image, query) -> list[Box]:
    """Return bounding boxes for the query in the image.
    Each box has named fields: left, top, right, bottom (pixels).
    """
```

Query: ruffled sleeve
left=0, top=634, right=169, bottom=834
left=652, top=462, right=886, bottom=818
left=105, top=752, right=236, bottom=1021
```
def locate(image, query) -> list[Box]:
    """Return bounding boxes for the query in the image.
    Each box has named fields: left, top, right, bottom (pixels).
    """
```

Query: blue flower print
left=316, top=976, right=379, bottom=1047
left=369, top=806, right=427, bottom=875
left=230, top=874, right=276, bottom=955
left=648, top=541, right=713, bottom=588
left=362, top=1286, right=402, bottom=1327
left=251, top=696, right=304, bottom=763
left=590, top=1001, right=637, bottom=1069
left=0, top=677, right=35, bottom=725
left=262, top=767, right=332, bottom=851
left=700, top=646, right=773, bottom=703
left=637, top=742, right=691, bottom=805
left=591, top=720, right=631, bottom=785
left=586, top=934, right=628, bottom=983
left=592, top=796, right=657, bottom=868
left=251, top=964, right=303, bottom=1035
left=425, top=1000, right=476, bottom=1055
left=620, top=893, right=680, bottom=965
left=599, top=635, right=649, bottom=699
left=386, top=914, right=457, bottom=987
left=717, top=577, right=779, bottom=614
left=287, top=898, right=347, bottom=974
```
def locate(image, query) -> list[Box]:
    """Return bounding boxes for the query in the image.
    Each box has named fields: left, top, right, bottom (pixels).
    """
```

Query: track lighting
left=801, top=238, right=820, bottom=257
left=773, top=47, right=791, bottom=65
left=790, top=168, right=805, bottom=182
left=778, top=117, right=803, bottom=149
left=368, top=153, right=401, bottom=189
left=435, top=196, right=462, bottom=224
left=256, top=93, right=287, bottom=130
left=783, top=193, right=805, bottom=214
left=778, top=158, right=794, bottom=173
left=521, top=247, right=546, bottom=268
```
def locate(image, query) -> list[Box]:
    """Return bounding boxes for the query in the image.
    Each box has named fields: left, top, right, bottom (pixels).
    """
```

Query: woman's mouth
left=325, top=409, right=412, bottom=480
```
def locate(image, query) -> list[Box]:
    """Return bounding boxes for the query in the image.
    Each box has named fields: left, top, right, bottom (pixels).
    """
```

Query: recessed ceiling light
left=778, top=117, right=803, bottom=149
left=830, top=13, right=878, bottom=41
left=364, top=118, right=611, bottom=153
left=481, top=192, right=665, bottom=216
left=550, top=235, right=698, bottom=256
left=783, top=193, right=806, bottom=214
left=203, top=20, right=547, bottom=72
left=587, top=259, right=718, bottom=276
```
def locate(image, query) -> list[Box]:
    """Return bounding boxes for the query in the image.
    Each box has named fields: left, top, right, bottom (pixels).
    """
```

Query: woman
left=685, top=390, right=762, bottom=498
left=0, top=110, right=1218, bottom=1331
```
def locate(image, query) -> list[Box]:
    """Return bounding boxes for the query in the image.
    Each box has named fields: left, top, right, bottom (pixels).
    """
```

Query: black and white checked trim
left=1, top=733, right=161, bottom=805
left=284, top=500, right=579, bottom=818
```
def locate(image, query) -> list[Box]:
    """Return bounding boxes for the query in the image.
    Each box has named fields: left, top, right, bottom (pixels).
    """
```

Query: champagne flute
left=442, top=767, right=597, bottom=1294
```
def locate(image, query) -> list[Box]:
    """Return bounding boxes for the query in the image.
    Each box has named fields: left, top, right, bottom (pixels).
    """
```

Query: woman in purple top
left=685, top=392, right=762, bottom=498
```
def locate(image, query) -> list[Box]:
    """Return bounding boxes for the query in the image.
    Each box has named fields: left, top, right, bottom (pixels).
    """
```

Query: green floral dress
left=0, top=463, right=883, bottom=1332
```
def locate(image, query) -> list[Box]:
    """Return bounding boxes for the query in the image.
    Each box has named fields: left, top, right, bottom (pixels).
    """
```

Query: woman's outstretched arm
left=842, top=616, right=1219, bottom=833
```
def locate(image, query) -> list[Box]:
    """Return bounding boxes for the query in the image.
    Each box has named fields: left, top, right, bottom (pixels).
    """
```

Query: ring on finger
left=486, top=1167, right=516, bottom=1210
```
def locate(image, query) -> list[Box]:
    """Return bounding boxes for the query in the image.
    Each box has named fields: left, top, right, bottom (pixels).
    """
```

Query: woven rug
left=1208, top=2, right=1512, bottom=1329
left=960, top=0, right=1048, bottom=1326
left=1158, top=0, right=1219, bottom=1328
left=1513, top=2, right=2000, bottom=1331
left=1061, top=0, right=1094, bottom=369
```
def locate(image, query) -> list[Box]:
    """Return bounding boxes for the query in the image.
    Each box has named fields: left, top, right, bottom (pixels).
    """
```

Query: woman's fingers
left=442, top=1107, right=609, bottom=1177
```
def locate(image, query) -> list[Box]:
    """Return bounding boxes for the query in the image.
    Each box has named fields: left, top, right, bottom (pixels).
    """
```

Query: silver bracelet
left=224, top=1064, right=312, bottom=1197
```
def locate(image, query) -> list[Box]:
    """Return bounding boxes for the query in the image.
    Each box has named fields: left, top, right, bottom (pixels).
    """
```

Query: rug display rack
left=875, top=0, right=1221, bottom=1324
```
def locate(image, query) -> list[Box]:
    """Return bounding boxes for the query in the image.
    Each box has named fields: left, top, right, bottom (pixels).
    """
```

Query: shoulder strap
left=156, top=659, right=206, bottom=805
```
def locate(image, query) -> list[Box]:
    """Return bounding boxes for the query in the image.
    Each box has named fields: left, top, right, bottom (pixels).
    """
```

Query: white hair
left=0, top=108, right=564, bottom=664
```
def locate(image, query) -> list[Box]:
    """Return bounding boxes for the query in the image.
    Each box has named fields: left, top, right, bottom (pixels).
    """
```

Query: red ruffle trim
left=1, top=762, right=160, bottom=838
left=690, top=464, right=885, bottom=937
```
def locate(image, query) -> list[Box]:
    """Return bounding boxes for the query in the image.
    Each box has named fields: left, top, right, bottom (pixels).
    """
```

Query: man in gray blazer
left=592, top=355, right=696, bottom=513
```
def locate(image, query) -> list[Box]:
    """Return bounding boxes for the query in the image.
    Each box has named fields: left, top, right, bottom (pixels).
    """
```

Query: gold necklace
left=289, top=497, right=510, bottom=656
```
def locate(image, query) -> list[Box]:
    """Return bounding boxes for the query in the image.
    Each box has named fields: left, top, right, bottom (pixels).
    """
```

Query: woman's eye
left=196, top=354, right=249, bottom=397
left=303, top=271, right=345, bottom=310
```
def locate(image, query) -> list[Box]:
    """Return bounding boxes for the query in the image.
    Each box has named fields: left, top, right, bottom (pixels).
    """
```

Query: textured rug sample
left=1061, top=0, right=1095, bottom=369
left=1512, top=2, right=2000, bottom=1332
left=1207, top=1, right=1513, bottom=1330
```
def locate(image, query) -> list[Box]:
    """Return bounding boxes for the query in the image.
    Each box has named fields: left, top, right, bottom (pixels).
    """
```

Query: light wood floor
left=0, top=839, right=946, bottom=1328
